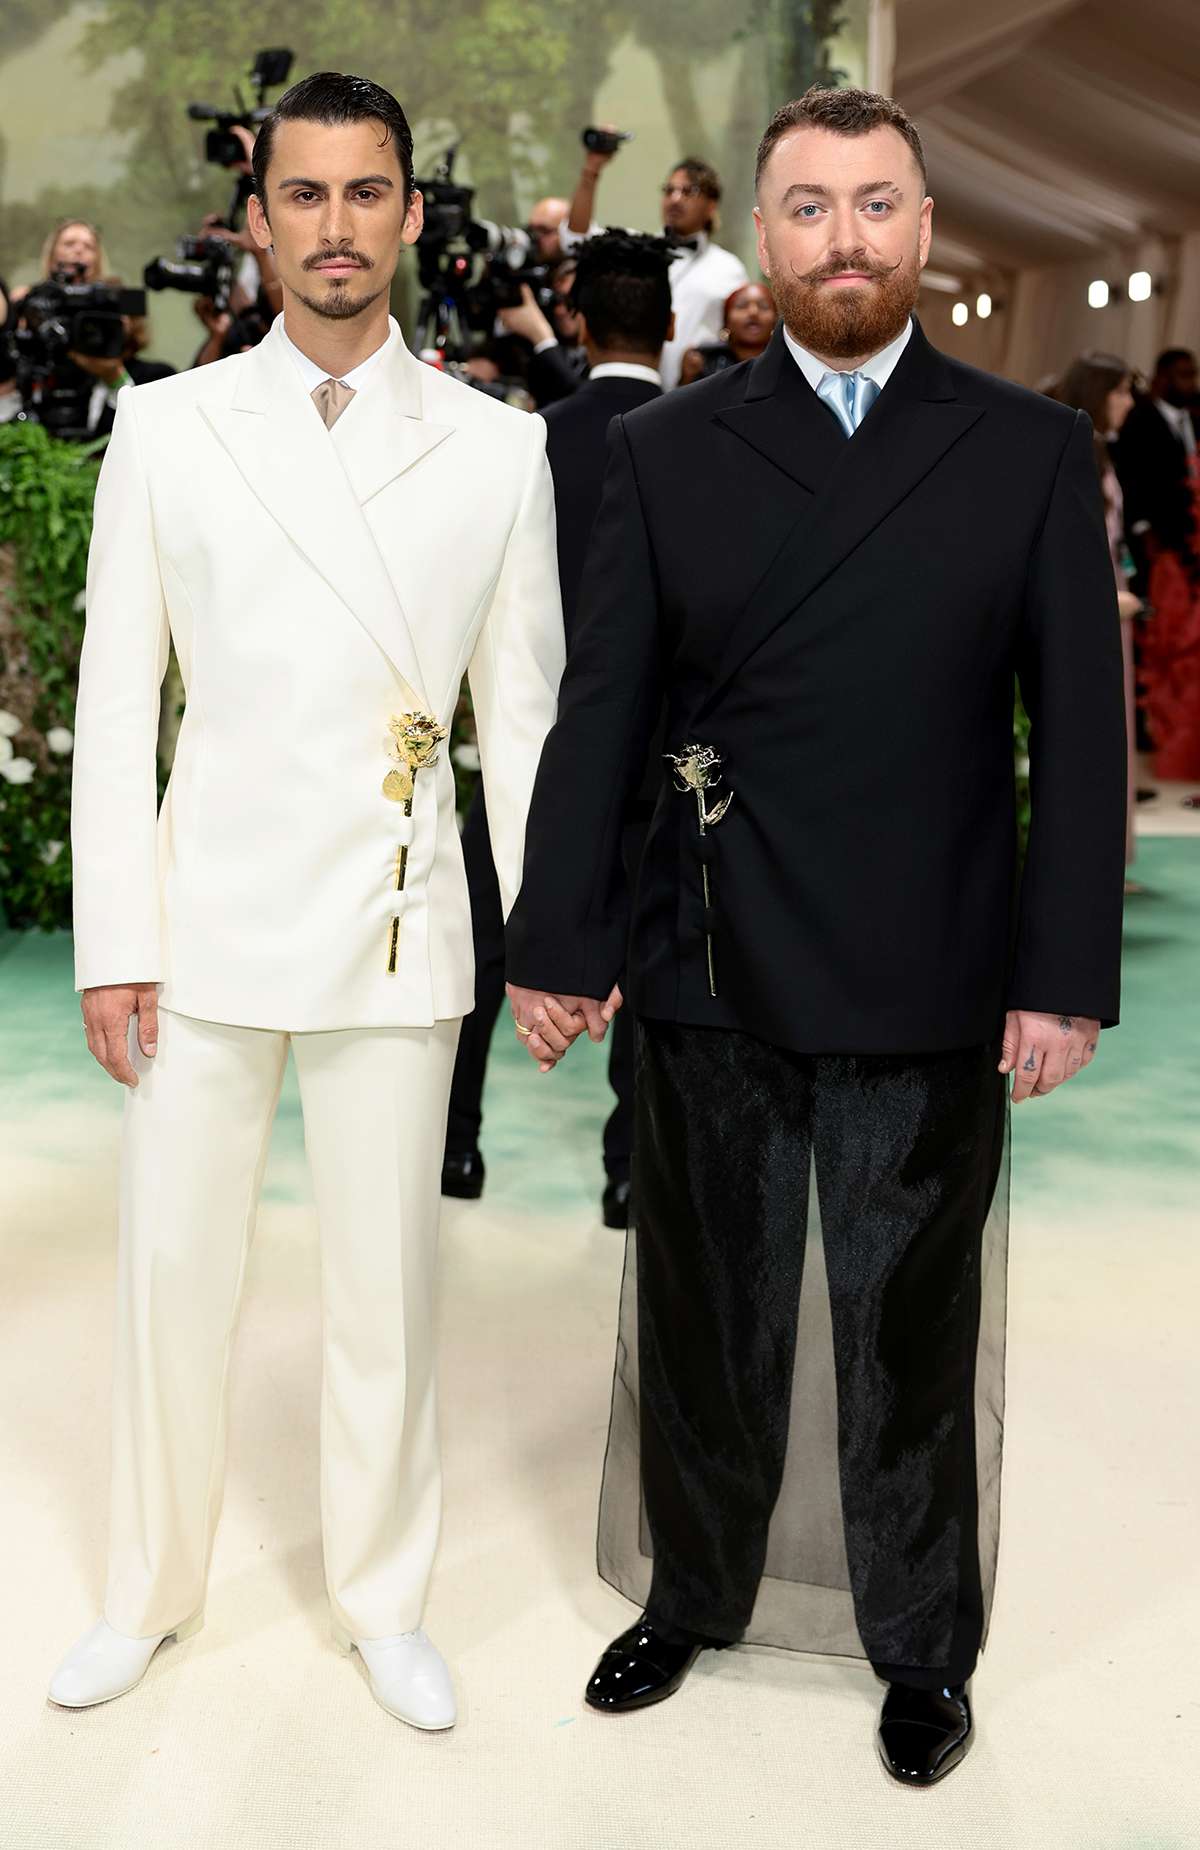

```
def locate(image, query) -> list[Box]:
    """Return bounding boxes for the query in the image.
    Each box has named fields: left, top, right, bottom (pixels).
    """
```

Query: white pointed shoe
left=333, top=1621, right=456, bottom=1730
left=48, top=1612, right=203, bottom=1709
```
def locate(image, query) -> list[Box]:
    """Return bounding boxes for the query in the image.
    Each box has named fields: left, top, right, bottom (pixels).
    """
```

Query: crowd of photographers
left=0, top=108, right=780, bottom=440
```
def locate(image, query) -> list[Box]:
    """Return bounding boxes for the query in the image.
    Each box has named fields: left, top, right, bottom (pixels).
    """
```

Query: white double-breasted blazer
left=71, top=315, right=565, bottom=1030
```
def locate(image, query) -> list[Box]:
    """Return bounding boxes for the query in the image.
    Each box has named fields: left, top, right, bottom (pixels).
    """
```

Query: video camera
left=143, top=48, right=294, bottom=317
left=582, top=125, right=633, bottom=157
left=186, top=48, right=294, bottom=168
left=411, top=144, right=556, bottom=358
left=144, top=235, right=238, bottom=317
left=10, top=268, right=146, bottom=438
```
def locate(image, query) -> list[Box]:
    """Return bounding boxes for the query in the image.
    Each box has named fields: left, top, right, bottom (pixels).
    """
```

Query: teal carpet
left=2, top=836, right=1196, bottom=1217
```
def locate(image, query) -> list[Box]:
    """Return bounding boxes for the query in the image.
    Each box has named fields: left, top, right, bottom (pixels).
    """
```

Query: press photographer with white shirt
left=560, top=132, right=747, bottom=389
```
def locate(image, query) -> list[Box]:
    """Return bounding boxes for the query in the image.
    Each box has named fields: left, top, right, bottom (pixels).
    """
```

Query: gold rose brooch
left=382, top=711, right=449, bottom=974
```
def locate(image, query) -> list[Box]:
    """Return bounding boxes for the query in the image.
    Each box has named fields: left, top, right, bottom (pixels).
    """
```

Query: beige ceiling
left=893, top=0, right=1200, bottom=273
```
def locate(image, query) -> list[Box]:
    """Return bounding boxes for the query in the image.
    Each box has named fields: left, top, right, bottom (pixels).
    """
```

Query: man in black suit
left=443, top=232, right=671, bottom=1226
left=505, top=86, right=1126, bottom=1786
left=1113, top=347, right=1197, bottom=593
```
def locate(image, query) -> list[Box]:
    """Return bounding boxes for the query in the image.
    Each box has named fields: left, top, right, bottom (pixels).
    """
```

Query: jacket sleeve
left=1009, top=409, right=1127, bottom=1026
left=505, top=413, right=665, bottom=997
left=70, top=390, right=170, bottom=990
left=467, top=413, right=566, bottom=921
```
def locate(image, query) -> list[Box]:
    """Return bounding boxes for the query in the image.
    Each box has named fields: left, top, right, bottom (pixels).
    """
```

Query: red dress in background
left=1142, top=454, right=1200, bottom=781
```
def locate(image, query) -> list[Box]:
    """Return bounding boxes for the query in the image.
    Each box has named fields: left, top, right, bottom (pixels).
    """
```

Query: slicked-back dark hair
left=756, top=86, right=927, bottom=193
left=569, top=229, right=674, bottom=356
left=252, top=71, right=414, bottom=212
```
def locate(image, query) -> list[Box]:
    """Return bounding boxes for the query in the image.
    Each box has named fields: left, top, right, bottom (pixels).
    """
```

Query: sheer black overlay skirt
left=597, top=1020, right=1010, bottom=1684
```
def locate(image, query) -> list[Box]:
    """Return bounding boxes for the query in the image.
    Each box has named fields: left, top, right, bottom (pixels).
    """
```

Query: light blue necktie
left=815, top=369, right=880, bottom=438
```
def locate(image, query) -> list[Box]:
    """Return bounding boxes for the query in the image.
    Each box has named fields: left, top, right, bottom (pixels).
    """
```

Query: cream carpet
left=1, top=837, right=1197, bottom=1849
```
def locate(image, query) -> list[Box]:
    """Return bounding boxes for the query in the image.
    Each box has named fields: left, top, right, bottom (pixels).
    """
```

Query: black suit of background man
left=443, top=232, right=673, bottom=1222
left=1111, top=347, right=1197, bottom=753
left=1112, top=347, right=1198, bottom=594
left=507, top=312, right=1127, bottom=1691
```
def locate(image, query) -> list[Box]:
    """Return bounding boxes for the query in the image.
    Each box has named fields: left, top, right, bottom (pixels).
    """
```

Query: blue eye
left=866, top=201, right=891, bottom=214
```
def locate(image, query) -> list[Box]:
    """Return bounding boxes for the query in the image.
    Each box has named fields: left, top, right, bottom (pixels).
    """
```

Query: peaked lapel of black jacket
left=699, top=317, right=984, bottom=718
left=711, top=322, right=845, bottom=491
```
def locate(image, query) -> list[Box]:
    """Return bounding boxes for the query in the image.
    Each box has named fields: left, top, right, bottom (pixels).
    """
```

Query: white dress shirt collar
left=279, top=315, right=397, bottom=395
left=783, top=316, right=914, bottom=395
left=589, top=361, right=662, bottom=387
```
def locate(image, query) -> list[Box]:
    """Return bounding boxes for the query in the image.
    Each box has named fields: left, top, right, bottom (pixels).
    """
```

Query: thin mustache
left=305, top=251, right=372, bottom=271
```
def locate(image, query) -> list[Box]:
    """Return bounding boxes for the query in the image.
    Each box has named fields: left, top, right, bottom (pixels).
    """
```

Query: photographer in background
left=7, top=219, right=110, bottom=306
left=5, top=218, right=173, bottom=437
left=70, top=306, right=176, bottom=440
left=496, top=255, right=589, bottom=407
left=190, top=122, right=282, bottom=365
left=528, top=196, right=571, bottom=265
left=678, top=279, right=777, bottom=384
left=561, top=132, right=747, bottom=389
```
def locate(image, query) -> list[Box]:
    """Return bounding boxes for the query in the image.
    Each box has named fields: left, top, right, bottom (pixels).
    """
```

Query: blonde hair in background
left=39, top=218, right=112, bottom=281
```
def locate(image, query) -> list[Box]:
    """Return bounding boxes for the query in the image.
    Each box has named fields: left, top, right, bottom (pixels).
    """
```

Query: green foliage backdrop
left=0, top=423, right=98, bottom=929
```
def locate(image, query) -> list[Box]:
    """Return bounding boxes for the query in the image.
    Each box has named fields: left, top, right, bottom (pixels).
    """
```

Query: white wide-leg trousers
left=103, top=1006, right=461, bottom=1642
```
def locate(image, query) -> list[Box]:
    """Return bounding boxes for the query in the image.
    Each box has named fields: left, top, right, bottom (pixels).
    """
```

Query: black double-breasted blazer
left=507, top=318, right=1127, bottom=1054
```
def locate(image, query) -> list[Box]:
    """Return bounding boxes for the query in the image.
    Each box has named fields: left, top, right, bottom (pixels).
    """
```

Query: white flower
left=0, top=756, right=35, bottom=785
left=46, top=727, right=74, bottom=755
left=0, top=736, right=11, bottom=764
left=452, top=742, right=480, bottom=772
left=40, top=839, right=64, bottom=865
left=73, top=589, right=87, bottom=613
left=0, top=710, right=21, bottom=738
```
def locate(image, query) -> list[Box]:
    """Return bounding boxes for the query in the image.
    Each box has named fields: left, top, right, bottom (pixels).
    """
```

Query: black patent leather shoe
left=601, top=1177, right=631, bottom=1229
left=584, top=1617, right=703, bottom=1713
left=877, top=1682, right=973, bottom=1786
left=441, top=1150, right=486, bottom=1200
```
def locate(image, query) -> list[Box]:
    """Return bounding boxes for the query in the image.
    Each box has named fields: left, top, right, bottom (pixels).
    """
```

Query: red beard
left=772, top=248, right=921, bottom=359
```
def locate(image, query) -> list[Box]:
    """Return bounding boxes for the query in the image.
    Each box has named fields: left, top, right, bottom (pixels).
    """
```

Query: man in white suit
left=51, top=72, right=567, bottom=1727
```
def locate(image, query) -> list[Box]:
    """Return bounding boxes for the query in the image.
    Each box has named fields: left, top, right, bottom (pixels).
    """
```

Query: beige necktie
left=312, top=376, right=356, bottom=430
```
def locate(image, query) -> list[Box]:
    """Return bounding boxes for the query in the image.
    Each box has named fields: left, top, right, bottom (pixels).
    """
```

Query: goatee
left=772, top=245, right=921, bottom=360
left=295, top=281, right=388, bottom=323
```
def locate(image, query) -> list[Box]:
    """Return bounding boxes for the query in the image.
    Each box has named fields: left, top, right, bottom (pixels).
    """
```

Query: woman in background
left=7, top=218, right=111, bottom=300
left=679, top=281, right=777, bottom=384
left=1055, top=352, right=1141, bottom=888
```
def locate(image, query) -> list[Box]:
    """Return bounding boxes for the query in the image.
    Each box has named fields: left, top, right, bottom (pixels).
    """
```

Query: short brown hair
left=755, top=86, right=927, bottom=193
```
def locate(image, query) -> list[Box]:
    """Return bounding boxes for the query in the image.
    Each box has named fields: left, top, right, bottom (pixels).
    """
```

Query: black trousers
left=634, top=1020, right=1006, bottom=1690
left=445, top=785, right=642, bottom=1181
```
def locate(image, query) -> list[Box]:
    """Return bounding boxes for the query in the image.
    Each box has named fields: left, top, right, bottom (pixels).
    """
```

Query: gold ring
left=515, top=1022, right=533, bottom=1037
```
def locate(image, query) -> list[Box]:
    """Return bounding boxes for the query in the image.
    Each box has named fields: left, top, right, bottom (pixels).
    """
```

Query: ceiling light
left=1088, top=279, right=1110, bottom=309
left=1128, top=271, right=1152, bottom=302
left=976, top=293, right=993, bottom=319
left=951, top=302, right=969, bottom=327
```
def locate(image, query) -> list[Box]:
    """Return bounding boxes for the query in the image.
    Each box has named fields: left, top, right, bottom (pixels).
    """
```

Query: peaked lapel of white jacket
left=200, top=318, right=452, bottom=709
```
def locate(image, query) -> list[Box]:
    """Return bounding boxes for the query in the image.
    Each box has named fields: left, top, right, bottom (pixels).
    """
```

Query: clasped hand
left=506, top=983, right=622, bottom=1072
